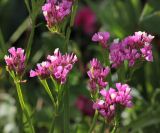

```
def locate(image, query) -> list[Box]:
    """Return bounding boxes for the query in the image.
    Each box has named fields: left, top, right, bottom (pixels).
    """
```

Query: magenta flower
left=4, top=47, right=26, bottom=75
left=30, top=48, right=77, bottom=84
left=75, top=95, right=95, bottom=116
left=110, top=31, right=154, bottom=68
left=87, top=58, right=110, bottom=90
left=93, top=99, right=116, bottom=121
left=42, top=0, right=72, bottom=28
left=30, top=61, right=51, bottom=79
left=115, top=83, right=132, bottom=107
left=75, top=7, right=97, bottom=34
left=92, top=32, right=110, bottom=48
left=93, top=83, right=132, bottom=121
left=47, top=48, right=77, bottom=84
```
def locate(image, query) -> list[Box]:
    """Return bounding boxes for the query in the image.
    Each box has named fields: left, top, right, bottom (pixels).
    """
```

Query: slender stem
left=49, top=84, right=62, bottom=133
left=49, top=114, right=57, bottom=133
left=14, top=79, right=35, bottom=133
left=64, top=85, right=70, bottom=133
left=99, top=120, right=106, bottom=133
left=26, top=21, right=35, bottom=63
left=50, top=76, right=59, bottom=92
left=111, top=124, right=117, bottom=133
left=103, top=49, right=112, bottom=87
left=88, top=110, right=99, bottom=133
left=39, top=79, right=56, bottom=108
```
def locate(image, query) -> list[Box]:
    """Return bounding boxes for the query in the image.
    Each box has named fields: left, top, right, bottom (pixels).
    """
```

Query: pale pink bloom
left=110, top=31, right=154, bottom=68
left=4, top=47, right=26, bottom=75
left=75, top=7, right=97, bottom=34
left=30, top=48, right=77, bottom=84
left=87, top=58, right=110, bottom=90
left=42, top=0, right=72, bottom=28
left=92, top=32, right=110, bottom=48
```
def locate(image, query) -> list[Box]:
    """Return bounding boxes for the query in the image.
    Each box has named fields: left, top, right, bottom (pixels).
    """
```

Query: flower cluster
left=75, top=95, right=95, bottom=116
left=30, top=48, right=77, bottom=84
left=92, top=32, right=110, bottom=48
left=42, top=0, right=72, bottom=28
left=93, top=83, right=132, bottom=121
left=110, top=31, right=154, bottom=68
left=75, top=7, right=97, bottom=34
left=87, top=58, right=110, bottom=90
left=4, top=47, right=26, bottom=75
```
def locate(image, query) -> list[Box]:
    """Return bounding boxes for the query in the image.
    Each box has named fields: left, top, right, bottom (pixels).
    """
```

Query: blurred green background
left=0, top=0, right=160, bottom=132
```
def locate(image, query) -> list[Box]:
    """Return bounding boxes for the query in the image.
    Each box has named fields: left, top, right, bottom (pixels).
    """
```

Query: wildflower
left=109, top=40, right=125, bottom=68
left=42, top=0, right=72, bottom=28
left=30, top=61, right=51, bottom=79
left=93, top=99, right=116, bottom=121
left=87, top=58, right=110, bottom=90
left=93, top=83, right=132, bottom=121
left=75, top=95, right=94, bottom=116
left=92, top=32, right=110, bottom=48
left=75, top=7, right=97, bottom=34
left=4, top=47, right=26, bottom=75
left=110, top=31, right=154, bottom=68
left=115, top=83, right=132, bottom=107
left=30, top=48, right=77, bottom=84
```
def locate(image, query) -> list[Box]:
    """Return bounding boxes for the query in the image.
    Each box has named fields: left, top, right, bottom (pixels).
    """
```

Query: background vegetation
left=0, top=0, right=160, bottom=132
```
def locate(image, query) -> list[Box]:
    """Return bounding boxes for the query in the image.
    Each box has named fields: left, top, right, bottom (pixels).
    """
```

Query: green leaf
left=0, top=28, right=6, bottom=54
left=9, top=17, right=30, bottom=44
left=119, top=107, right=160, bottom=133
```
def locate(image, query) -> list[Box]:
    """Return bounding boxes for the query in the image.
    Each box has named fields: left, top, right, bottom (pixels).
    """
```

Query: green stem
left=88, top=110, right=99, bottom=133
left=64, top=85, right=70, bottom=133
left=49, top=114, right=57, bottom=133
left=99, top=120, right=106, bottom=133
left=39, top=79, right=56, bottom=108
left=111, top=124, right=117, bottom=133
left=50, top=76, right=59, bottom=92
left=14, top=79, right=35, bottom=133
left=105, top=49, right=112, bottom=87
left=26, top=21, right=35, bottom=63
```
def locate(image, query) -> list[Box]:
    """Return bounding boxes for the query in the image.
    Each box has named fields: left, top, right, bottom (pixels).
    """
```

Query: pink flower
left=30, top=48, right=77, bottom=84
left=116, top=83, right=132, bottom=107
left=4, top=47, right=26, bottom=75
left=75, top=95, right=95, bottom=116
left=110, top=31, right=154, bottom=68
left=75, top=7, right=97, bottom=34
left=30, top=61, right=51, bottom=79
left=92, top=32, right=110, bottom=48
left=93, top=83, right=132, bottom=121
left=87, top=58, right=110, bottom=90
left=42, top=0, right=72, bottom=28
left=93, top=98, right=116, bottom=121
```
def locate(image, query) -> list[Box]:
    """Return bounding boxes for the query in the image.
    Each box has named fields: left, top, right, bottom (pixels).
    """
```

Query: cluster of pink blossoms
left=87, top=58, right=110, bottom=90
left=75, top=7, right=97, bottom=34
left=92, top=32, right=110, bottom=48
left=4, top=47, right=26, bottom=75
left=42, top=0, right=72, bottom=28
left=110, top=31, right=154, bottom=68
left=30, top=48, right=77, bottom=84
left=93, top=83, right=132, bottom=121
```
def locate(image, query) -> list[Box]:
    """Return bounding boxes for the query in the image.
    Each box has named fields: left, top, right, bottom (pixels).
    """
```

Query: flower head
left=30, top=61, right=51, bottom=79
left=4, top=47, right=26, bottom=75
left=87, top=58, right=110, bottom=90
left=92, top=32, right=110, bottom=48
left=30, top=48, right=77, bottom=84
left=110, top=31, right=154, bottom=68
left=75, top=95, right=95, bottom=116
left=115, top=83, right=132, bottom=107
left=42, top=0, right=72, bottom=28
left=75, top=7, right=97, bottom=34
left=93, top=83, right=132, bottom=121
left=47, top=48, right=77, bottom=84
